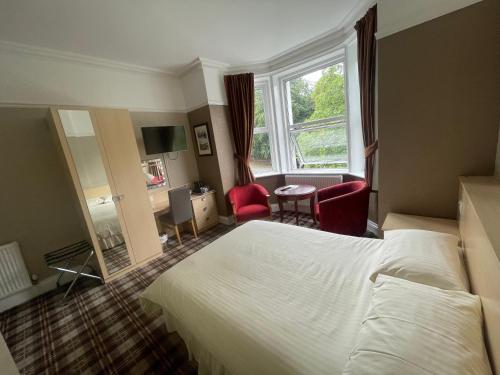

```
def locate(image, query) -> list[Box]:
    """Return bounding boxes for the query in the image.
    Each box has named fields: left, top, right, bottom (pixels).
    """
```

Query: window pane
left=254, top=88, right=266, bottom=128
left=292, top=125, right=348, bottom=169
left=286, top=63, right=345, bottom=125
left=250, top=133, right=273, bottom=174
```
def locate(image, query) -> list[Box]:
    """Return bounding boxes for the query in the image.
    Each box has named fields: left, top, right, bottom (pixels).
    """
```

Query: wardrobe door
left=55, top=109, right=135, bottom=278
left=93, top=109, right=162, bottom=263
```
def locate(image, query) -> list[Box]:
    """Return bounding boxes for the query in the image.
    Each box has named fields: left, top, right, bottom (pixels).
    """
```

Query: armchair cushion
left=228, top=183, right=271, bottom=223
left=236, top=204, right=270, bottom=222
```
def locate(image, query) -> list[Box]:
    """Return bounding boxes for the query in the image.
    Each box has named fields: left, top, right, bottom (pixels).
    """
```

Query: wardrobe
left=50, top=108, right=162, bottom=281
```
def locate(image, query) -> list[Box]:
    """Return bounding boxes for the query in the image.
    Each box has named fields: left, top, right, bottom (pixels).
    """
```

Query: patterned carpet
left=0, top=212, right=318, bottom=375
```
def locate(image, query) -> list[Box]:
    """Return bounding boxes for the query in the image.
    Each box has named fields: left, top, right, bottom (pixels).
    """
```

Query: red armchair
left=228, top=183, right=272, bottom=223
left=315, top=181, right=370, bottom=236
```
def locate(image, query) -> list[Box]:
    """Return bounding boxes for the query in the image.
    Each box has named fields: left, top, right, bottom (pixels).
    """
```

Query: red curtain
left=224, top=73, right=255, bottom=185
left=355, top=5, right=378, bottom=188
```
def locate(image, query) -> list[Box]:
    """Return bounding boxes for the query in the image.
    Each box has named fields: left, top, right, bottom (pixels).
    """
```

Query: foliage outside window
left=250, top=87, right=274, bottom=175
left=285, top=62, right=348, bottom=170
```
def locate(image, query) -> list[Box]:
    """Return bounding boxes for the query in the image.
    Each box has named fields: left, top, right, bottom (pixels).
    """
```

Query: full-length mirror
left=58, top=110, right=132, bottom=275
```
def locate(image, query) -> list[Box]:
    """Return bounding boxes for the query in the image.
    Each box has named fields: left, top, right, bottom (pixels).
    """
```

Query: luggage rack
left=44, top=240, right=103, bottom=298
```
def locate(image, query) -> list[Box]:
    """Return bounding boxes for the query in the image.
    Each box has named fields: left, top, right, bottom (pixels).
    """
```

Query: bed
left=141, top=178, right=500, bottom=375
left=141, top=220, right=385, bottom=374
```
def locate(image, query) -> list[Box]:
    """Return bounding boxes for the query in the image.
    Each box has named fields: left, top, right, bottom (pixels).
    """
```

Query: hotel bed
left=142, top=221, right=384, bottom=374
left=141, top=212, right=496, bottom=374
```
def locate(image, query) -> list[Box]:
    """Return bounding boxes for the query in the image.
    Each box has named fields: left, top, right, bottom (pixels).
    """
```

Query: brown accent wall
left=130, top=111, right=199, bottom=188
left=0, top=107, right=87, bottom=280
left=378, top=0, right=500, bottom=224
left=188, top=105, right=232, bottom=216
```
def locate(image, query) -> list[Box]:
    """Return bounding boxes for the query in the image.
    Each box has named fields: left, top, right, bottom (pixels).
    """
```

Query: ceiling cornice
left=176, top=57, right=230, bottom=77
left=0, top=0, right=373, bottom=78
left=228, top=0, right=374, bottom=74
left=0, top=40, right=176, bottom=76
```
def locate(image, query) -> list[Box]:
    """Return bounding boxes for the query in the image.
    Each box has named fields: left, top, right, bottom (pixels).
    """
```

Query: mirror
left=142, top=158, right=168, bottom=189
left=58, top=110, right=132, bottom=275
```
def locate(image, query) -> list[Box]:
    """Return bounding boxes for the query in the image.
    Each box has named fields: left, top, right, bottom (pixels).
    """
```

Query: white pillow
left=343, top=275, right=492, bottom=375
left=371, top=229, right=469, bottom=291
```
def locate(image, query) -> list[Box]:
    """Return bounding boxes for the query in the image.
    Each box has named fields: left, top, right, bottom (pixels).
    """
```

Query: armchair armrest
left=318, top=184, right=351, bottom=202
left=318, top=186, right=370, bottom=236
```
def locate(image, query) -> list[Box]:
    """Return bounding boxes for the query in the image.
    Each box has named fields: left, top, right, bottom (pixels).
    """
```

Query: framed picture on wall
left=193, top=123, right=213, bottom=156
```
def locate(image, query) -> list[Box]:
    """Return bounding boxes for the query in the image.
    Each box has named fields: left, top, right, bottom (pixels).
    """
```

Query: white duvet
left=140, top=221, right=385, bottom=375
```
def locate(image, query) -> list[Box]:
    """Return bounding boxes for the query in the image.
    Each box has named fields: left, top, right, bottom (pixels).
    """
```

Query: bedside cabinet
left=382, top=213, right=459, bottom=238
left=191, top=191, right=218, bottom=232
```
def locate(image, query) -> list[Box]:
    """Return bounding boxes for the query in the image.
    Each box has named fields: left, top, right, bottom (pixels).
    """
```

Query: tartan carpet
left=0, top=212, right=318, bottom=375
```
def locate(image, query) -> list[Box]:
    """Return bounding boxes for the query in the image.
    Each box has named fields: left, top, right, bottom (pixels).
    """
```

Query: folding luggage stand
left=44, top=240, right=103, bottom=298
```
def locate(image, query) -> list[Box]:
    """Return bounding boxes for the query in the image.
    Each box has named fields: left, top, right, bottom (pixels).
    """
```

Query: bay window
left=284, top=61, right=348, bottom=170
left=250, top=84, right=276, bottom=175
left=249, top=42, right=362, bottom=177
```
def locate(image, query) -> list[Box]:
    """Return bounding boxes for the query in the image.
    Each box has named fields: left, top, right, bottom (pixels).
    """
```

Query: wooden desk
left=382, top=213, right=459, bottom=238
left=148, top=186, right=218, bottom=233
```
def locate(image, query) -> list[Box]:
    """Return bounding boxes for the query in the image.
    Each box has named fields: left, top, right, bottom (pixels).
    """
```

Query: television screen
left=141, top=126, right=187, bottom=154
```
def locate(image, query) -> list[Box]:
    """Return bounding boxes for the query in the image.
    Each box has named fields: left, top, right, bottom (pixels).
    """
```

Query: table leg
left=310, top=195, right=317, bottom=224
left=295, top=199, right=299, bottom=225
left=278, top=199, right=284, bottom=222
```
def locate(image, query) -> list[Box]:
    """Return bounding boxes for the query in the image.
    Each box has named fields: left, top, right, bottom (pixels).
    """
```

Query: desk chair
left=160, top=187, right=197, bottom=245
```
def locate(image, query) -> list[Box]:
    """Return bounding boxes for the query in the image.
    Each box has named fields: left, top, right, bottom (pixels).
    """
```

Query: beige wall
left=130, top=111, right=199, bottom=188
left=378, top=0, right=500, bottom=223
left=0, top=107, right=87, bottom=280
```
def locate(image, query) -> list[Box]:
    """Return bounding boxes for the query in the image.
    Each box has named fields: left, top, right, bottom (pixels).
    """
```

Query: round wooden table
left=274, top=185, right=317, bottom=226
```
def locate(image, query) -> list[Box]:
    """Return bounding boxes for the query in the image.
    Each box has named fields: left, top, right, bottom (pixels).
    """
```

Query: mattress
left=140, top=220, right=385, bottom=375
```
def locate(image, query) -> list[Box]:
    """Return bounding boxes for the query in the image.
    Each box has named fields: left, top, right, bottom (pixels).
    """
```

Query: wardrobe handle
left=112, top=194, right=125, bottom=203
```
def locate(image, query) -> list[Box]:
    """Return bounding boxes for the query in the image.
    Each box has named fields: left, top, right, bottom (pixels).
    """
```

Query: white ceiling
left=0, top=0, right=365, bottom=73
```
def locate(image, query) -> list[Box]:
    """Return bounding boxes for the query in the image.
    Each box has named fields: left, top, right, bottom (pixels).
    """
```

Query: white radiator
left=285, top=174, right=343, bottom=190
left=283, top=175, right=343, bottom=210
left=0, top=242, right=31, bottom=299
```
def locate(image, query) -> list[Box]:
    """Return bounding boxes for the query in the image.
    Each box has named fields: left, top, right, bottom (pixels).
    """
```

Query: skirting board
left=218, top=215, right=235, bottom=225
left=0, top=274, right=57, bottom=313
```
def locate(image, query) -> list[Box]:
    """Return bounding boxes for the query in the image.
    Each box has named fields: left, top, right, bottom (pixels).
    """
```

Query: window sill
left=284, top=169, right=349, bottom=175
left=349, top=171, right=366, bottom=179
left=254, top=171, right=282, bottom=178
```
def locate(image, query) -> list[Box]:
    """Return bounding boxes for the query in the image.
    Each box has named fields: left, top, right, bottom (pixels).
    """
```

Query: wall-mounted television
left=141, top=126, right=187, bottom=155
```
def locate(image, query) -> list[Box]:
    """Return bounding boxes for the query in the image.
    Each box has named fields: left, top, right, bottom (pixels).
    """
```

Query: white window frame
left=251, top=77, right=280, bottom=177
left=278, top=52, right=351, bottom=173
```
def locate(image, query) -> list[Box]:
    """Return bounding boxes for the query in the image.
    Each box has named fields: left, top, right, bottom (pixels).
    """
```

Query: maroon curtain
left=355, top=5, right=378, bottom=188
left=224, top=73, right=255, bottom=185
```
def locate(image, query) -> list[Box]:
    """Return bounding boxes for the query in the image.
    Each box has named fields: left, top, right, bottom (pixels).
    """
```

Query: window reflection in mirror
left=142, top=158, right=168, bottom=189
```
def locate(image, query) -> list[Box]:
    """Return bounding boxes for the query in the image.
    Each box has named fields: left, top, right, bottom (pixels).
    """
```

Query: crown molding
left=0, top=0, right=373, bottom=78
left=0, top=40, right=176, bottom=76
left=176, top=57, right=230, bottom=77
left=228, top=0, right=374, bottom=74
left=375, top=0, right=483, bottom=40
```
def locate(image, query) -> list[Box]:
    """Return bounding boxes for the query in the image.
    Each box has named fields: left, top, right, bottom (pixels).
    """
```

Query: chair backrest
left=228, top=183, right=268, bottom=210
left=168, top=187, right=193, bottom=224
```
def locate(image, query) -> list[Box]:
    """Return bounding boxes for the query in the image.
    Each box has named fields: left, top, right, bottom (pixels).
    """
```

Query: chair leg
left=174, top=225, right=182, bottom=246
left=190, top=219, right=198, bottom=238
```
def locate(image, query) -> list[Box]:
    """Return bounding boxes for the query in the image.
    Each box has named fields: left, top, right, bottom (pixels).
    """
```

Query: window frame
left=250, top=78, right=280, bottom=177
left=277, top=52, right=351, bottom=173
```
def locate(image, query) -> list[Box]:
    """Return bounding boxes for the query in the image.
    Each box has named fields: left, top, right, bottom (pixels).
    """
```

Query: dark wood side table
left=274, top=185, right=317, bottom=226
